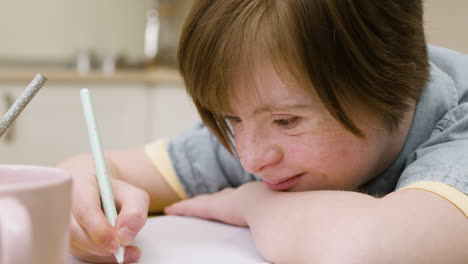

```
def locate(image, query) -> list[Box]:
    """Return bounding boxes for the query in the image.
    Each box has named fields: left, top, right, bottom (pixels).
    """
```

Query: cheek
left=287, top=135, right=361, bottom=164
left=285, top=135, right=373, bottom=188
left=233, top=133, right=249, bottom=157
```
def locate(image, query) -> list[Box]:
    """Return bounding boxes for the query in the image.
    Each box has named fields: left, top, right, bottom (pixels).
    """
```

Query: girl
left=64, top=0, right=468, bottom=263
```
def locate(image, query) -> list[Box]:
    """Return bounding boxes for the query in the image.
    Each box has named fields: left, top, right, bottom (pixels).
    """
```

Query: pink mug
left=0, top=165, right=72, bottom=264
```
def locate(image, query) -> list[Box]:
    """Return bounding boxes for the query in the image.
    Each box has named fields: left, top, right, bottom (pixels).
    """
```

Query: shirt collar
left=361, top=62, right=456, bottom=194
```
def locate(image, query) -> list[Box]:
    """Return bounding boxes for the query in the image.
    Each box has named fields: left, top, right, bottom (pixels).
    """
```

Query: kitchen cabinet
left=0, top=70, right=201, bottom=166
left=0, top=84, right=149, bottom=166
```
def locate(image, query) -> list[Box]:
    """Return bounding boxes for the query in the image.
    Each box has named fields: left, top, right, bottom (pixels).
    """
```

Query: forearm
left=58, top=149, right=181, bottom=213
left=242, top=185, right=468, bottom=263
left=106, top=148, right=181, bottom=212
left=243, top=186, right=378, bottom=263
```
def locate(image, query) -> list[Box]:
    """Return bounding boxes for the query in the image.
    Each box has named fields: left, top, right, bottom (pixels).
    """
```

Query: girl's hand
left=59, top=154, right=149, bottom=263
left=164, top=182, right=269, bottom=227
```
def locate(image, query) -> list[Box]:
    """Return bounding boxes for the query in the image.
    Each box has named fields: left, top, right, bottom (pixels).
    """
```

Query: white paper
left=70, top=215, right=269, bottom=264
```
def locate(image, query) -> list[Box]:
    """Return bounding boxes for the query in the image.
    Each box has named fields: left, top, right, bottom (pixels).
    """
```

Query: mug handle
left=0, top=198, right=32, bottom=264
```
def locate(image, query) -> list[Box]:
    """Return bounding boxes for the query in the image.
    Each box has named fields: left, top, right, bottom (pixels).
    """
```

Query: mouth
left=263, top=173, right=304, bottom=191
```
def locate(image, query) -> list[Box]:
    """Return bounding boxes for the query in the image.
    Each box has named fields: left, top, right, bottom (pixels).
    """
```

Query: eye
left=273, top=117, right=301, bottom=129
left=225, top=115, right=242, bottom=125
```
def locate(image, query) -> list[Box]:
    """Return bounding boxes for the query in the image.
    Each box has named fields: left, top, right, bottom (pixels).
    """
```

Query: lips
left=263, top=173, right=304, bottom=191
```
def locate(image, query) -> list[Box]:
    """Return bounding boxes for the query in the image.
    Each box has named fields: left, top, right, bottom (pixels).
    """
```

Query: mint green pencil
left=80, top=88, right=125, bottom=264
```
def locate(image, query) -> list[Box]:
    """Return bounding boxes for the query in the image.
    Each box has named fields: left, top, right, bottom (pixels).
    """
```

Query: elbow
left=257, top=217, right=381, bottom=263
left=262, top=233, right=381, bottom=264
left=250, top=191, right=383, bottom=263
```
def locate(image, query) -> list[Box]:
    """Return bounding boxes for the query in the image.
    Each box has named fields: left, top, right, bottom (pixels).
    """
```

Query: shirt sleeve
left=148, top=121, right=260, bottom=198
left=144, top=138, right=188, bottom=199
left=400, top=181, right=468, bottom=217
left=396, top=103, right=468, bottom=216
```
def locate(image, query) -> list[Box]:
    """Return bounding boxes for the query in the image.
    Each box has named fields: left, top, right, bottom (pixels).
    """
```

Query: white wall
left=0, top=0, right=193, bottom=64
left=425, top=0, right=468, bottom=53
left=0, top=1, right=147, bottom=62
left=0, top=1, right=465, bottom=63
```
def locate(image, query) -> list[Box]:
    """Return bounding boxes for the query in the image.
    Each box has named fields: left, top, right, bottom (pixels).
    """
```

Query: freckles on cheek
left=233, top=136, right=245, bottom=153
left=287, top=139, right=331, bottom=167
left=325, top=138, right=365, bottom=164
left=234, top=136, right=253, bottom=165
left=325, top=138, right=373, bottom=183
left=290, top=136, right=365, bottom=172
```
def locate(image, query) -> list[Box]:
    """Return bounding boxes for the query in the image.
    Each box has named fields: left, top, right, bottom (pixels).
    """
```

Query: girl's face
left=228, top=64, right=413, bottom=191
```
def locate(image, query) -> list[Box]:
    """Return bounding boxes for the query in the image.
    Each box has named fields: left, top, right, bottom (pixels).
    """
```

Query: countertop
left=0, top=67, right=182, bottom=84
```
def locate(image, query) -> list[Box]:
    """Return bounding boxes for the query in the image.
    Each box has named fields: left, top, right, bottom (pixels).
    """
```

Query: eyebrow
left=253, top=104, right=311, bottom=116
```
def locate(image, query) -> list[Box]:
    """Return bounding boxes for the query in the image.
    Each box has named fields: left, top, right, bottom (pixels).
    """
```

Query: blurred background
left=425, top=0, right=468, bottom=54
left=0, top=0, right=466, bottom=166
left=0, top=0, right=466, bottom=67
left=0, top=0, right=194, bottom=68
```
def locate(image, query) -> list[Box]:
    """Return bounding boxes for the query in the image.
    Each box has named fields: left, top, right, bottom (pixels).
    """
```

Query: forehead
left=228, top=62, right=318, bottom=113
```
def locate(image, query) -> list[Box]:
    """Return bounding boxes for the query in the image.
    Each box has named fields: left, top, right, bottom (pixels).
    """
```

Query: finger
left=113, top=180, right=150, bottom=245
left=71, top=245, right=142, bottom=263
left=163, top=188, right=248, bottom=227
left=72, top=173, right=120, bottom=253
left=164, top=194, right=215, bottom=219
left=70, top=215, right=112, bottom=257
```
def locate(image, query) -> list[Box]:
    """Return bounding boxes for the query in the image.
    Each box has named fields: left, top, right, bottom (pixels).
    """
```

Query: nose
left=236, top=132, right=283, bottom=174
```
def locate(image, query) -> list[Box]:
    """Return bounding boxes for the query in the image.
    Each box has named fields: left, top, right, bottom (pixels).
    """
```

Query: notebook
left=70, top=215, right=268, bottom=264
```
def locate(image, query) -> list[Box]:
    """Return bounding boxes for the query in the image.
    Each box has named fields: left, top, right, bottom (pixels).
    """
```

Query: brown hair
left=178, top=0, right=429, bottom=153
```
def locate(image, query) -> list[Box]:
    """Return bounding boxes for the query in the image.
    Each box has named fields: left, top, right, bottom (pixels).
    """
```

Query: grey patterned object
left=0, top=73, right=47, bottom=138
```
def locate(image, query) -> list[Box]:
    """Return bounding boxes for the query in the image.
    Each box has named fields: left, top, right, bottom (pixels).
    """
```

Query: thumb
left=112, top=180, right=150, bottom=246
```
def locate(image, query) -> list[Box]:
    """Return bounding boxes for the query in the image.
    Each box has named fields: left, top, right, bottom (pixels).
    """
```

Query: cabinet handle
left=3, top=92, right=15, bottom=143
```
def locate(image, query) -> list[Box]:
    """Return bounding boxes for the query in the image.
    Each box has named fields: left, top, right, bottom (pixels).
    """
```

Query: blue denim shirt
left=168, top=46, right=468, bottom=197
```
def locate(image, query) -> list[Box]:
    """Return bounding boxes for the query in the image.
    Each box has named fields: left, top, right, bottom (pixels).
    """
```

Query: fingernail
left=118, top=227, right=133, bottom=245
left=130, top=247, right=142, bottom=261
